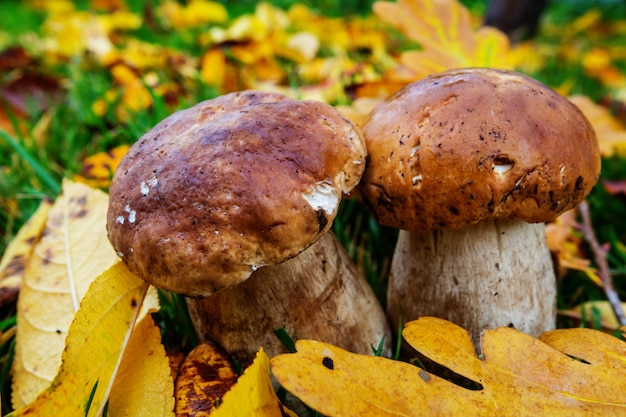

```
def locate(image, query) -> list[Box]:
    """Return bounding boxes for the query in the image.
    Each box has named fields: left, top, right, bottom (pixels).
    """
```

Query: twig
left=577, top=200, right=626, bottom=327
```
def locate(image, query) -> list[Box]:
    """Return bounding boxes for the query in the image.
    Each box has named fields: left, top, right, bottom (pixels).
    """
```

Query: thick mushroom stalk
left=107, top=91, right=391, bottom=364
left=188, top=232, right=389, bottom=365
left=359, top=68, right=601, bottom=349
left=389, top=220, right=555, bottom=345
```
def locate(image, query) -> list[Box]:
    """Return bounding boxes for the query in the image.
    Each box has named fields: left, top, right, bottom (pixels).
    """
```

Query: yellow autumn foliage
left=213, top=348, right=297, bottom=417
left=271, top=317, right=626, bottom=416
left=11, top=180, right=119, bottom=408
left=8, top=262, right=152, bottom=416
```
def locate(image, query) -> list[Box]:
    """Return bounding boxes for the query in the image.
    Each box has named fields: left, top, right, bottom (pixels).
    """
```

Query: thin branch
left=577, top=200, right=626, bottom=327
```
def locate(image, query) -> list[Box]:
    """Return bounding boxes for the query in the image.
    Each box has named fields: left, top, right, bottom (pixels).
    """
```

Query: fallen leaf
left=272, top=340, right=439, bottom=416
left=108, top=312, right=175, bottom=417
left=1, top=73, right=62, bottom=116
left=200, top=48, right=227, bottom=90
left=0, top=199, right=52, bottom=307
left=404, top=317, right=626, bottom=414
left=540, top=325, right=626, bottom=367
left=560, top=300, right=626, bottom=330
left=373, top=0, right=512, bottom=79
left=11, top=179, right=119, bottom=408
left=569, top=95, right=626, bottom=157
left=73, top=144, right=130, bottom=189
left=0, top=47, right=33, bottom=71
left=213, top=348, right=296, bottom=417
left=545, top=210, right=599, bottom=283
left=8, top=261, right=150, bottom=417
left=271, top=317, right=626, bottom=416
left=175, top=341, right=237, bottom=416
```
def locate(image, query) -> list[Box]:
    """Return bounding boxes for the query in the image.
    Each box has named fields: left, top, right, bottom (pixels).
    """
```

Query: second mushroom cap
left=359, top=68, right=601, bottom=231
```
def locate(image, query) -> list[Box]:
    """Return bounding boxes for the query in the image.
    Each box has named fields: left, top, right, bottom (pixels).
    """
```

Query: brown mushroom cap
left=107, top=91, right=366, bottom=297
left=359, top=68, right=601, bottom=231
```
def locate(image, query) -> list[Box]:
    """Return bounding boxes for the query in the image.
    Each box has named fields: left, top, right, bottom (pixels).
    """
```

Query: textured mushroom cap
left=359, top=68, right=601, bottom=231
left=107, top=91, right=366, bottom=297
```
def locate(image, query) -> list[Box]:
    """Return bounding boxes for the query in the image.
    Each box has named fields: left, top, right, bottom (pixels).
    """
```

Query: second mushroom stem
left=387, top=219, right=557, bottom=352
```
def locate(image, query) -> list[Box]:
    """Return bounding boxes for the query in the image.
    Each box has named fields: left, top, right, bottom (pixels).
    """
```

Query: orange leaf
left=271, top=317, right=626, bottom=416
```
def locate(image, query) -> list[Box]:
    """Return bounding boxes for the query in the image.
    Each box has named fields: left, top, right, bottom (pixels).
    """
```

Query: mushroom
left=107, top=90, right=391, bottom=365
left=358, top=68, right=600, bottom=347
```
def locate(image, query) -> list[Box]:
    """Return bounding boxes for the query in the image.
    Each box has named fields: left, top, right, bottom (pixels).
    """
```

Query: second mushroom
left=359, top=68, right=600, bottom=349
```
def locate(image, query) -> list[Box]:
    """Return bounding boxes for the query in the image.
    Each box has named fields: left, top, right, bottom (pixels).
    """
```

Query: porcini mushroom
left=358, top=68, right=600, bottom=347
left=107, top=90, right=391, bottom=364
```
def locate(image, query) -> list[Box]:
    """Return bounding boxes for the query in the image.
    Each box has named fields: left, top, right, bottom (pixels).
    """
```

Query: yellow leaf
left=568, top=95, right=626, bottom=157
left=73, top=144, right=130, bottom=189
left=0, top=199, right=52, bottom=306
left=200, top=49, right=226, bottom=88
left=272, top=340, right=440, bottom=416
left=560, top=300, right=626, bottom=330
left=540, top=326, right=626, bottom=368
left=8, top=261, right=150, bottom=417
left=157, top=0, right=228, bottom=29
left=185, top=0, right=228, bottom=26
left=175, top=342, right=237, bottom=416
left=271, top=317, right=626, bottom=416
left=374, top=0, right=512, bottom=78
left=213, top=348, right=296, bottom=417
left=98, top=10, right=142, bottom=32
left=545, top=210, right=599, bottom=283
left=108, top=313, right=175, bottom=417
left=11, top=179, right=119, bottom=408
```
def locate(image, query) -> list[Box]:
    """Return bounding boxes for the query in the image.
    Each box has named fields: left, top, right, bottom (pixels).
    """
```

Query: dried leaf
left=0, top=73, right=62, bottom=115
left=108, top=313, right=175, bottom=417
left=0, top=199, right=52, bottom=307
left=213, top=348, right=297, bottom=417
left=271, top=317, right=626, bottom=416
left=8, top=261, right=150, bottom=417
left=11, top=179, right=119, bottom=408
left=175, top=342, right=237, bottom=416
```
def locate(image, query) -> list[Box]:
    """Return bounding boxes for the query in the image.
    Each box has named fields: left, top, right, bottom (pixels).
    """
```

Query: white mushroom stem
left=187, top=232, right=392, bottom=366
left=387, top=219, right=556, bottom=351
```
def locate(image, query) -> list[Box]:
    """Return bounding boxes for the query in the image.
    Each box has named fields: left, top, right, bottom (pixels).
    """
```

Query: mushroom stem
left=387, top=219, right=556, bottom=351
left=187, top=232, right=392, bottom=366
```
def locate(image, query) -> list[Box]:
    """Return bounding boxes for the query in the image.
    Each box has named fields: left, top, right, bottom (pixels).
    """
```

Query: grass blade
left=0, top=129, right=60, bottom=194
